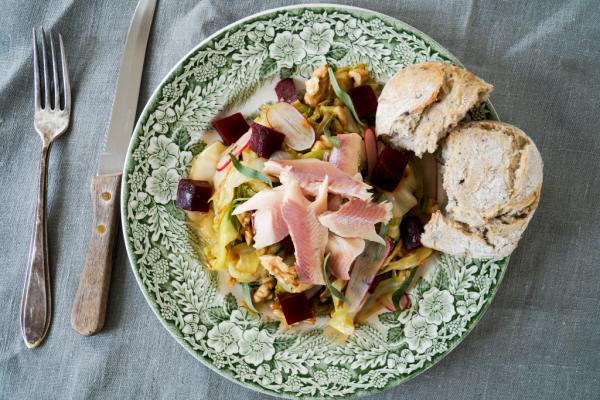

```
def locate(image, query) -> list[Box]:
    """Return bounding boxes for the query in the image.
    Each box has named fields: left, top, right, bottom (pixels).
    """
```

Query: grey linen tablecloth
left=1, top=0, right=599, bottom=398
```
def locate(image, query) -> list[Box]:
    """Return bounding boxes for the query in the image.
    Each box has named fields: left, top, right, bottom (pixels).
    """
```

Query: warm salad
left=177, top=64, right=438, bottom=341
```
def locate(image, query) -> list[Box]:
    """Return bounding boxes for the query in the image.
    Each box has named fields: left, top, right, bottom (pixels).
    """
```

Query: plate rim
left=121, top=4, right=504, bottom=399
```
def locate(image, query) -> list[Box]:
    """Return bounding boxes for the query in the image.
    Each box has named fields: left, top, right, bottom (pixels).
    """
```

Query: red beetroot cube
left=370, top=147, right=409, bottom=192
left=347, top=85, right=378, bottom=118
left=277, top=292, right=314, bottom=325
left=275, top=78, right=298, bottom=103
left=214, top=113, right=250, bottom=145
left=400, top=216, right=424, bottom=251
left=249, top=122, right=286, bottom=158
left=279, top=235, right=295, bottom=254
left=176, top=179, right=212, bottom=213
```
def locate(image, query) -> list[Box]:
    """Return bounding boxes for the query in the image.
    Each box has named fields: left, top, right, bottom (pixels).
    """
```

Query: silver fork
left=21, top=28, right=71, bottom=349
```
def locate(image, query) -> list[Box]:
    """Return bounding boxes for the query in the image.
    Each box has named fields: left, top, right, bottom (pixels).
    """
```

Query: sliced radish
left=343, top=238, right=391, bottom=313
left=269, top=150, right=293, bottom=161
left=368, top=273, right=384, bottom=294
left=354, top=275, right=405, bottom=324
left=365, top=128, right=378, bottom=177
left=385, top=293, right=410, bottom=312
left=216, top=129, right=252, bottom=171
left=267, top=102, right=315, bottom=151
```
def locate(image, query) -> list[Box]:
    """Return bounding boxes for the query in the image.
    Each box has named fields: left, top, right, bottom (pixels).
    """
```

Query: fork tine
left=59, top=34, right=70, bottom=113
left=40, top=28, right=50, bottom=109
left=48, top=29, right=59, bottom=110
left=33, top=28, right=41, bottom=111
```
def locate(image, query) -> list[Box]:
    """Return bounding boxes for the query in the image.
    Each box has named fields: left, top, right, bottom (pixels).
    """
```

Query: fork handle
left=71, top=173, right=122, bottom=336
left=21, top=143, right=52, bottom=349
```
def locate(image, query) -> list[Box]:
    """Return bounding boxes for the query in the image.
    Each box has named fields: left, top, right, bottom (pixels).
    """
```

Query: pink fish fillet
left=318, top=199, right=393, bottom=245
left=325, top=233, right=365, bottom=280
left=263, top=159, right=372, bottom=201
left=309, top=175, right=329, bottom=215
left=232, top=187, right=288, bottom=249
left=282, top=179, right=328, bottom=285
left=329, top=133, right=363, bottom=176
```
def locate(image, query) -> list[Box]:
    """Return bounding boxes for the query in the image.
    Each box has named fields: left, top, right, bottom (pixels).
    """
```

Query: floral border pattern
left=122, top=6, right=505, bottom=399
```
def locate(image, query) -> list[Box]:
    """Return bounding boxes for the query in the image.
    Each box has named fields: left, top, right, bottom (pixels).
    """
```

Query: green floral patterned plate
left=122, top=5, right=507, bottom=398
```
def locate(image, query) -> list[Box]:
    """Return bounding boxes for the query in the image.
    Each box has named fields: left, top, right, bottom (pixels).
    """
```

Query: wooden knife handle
left=71, top=173, right=122, bottom=336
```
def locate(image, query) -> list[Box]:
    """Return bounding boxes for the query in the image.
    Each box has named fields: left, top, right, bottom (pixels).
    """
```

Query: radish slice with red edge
left=365, top=128, right=378, bottom=177
left=384, top=293, right=410, bottom=312
left=343, top=238, right=391, bottom=313
left=368, top=273, right=384, bottom=294
left=267, top=102, right=315, bottom=151
left=216, top=129, right=252, bottom=171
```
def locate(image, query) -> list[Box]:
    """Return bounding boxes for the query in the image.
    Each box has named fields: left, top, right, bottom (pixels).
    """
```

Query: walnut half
left=253, top=276, right=276, bottom=303
left=304, top=64, right=329, bottom=108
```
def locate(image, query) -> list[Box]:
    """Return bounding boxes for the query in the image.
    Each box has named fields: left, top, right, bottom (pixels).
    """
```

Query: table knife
left=71, top=0, right=157, bottom=336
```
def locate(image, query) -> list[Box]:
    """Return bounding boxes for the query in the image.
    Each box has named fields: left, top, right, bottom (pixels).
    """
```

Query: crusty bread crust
left=443, top=121, right=543, bottom=227
left=422, top=121, right=543, bottom=259
left=376, top=62, right=493, bottom=157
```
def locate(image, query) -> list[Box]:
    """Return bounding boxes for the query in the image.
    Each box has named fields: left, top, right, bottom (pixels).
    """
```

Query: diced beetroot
left=347, top=85, right=378, bottom=118
left=368, top=273, right=384, bottom=294
left=279, top=235, right=295, bottom=253
left=275, top=78, right=298, bottom=103
left=214, top=113, right=250, bottom=145
left=176, top=179, right=212, bottom=212
left=370, top=147, right=409, bottom=192
left=400, top=216, right=424, bottom=251
left=277, top=292, right=314, bottom=325
left=249, top=122, right=286, bottom=158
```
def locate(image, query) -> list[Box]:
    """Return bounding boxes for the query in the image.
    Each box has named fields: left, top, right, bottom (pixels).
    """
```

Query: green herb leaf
left=376, top=223, right=388, bottom=260
left=417, top=193, right=429, bottom=216
left=328, top=68, right=365, bottom=126
left=392, top=265, right=419, bottom=318
left=301, top=149, right=332, bottom=160
left=323, top=253, right=351, bottom=306
left=229, top=205, right=238, bottom=229
left=231, top=183, right=250, bottom=214
left=229, top=153, right=273, bottom=188
left=224, top=201, right=239, bottom=231
left=323, top=114, right=341, bottom=147
left=241, top=282, right=261, bottom=315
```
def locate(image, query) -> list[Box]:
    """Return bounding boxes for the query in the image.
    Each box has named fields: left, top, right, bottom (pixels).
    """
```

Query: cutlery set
left=21, top=0, right=157, bottom=348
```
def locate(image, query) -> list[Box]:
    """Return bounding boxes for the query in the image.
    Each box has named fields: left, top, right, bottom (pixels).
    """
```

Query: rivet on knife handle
left=71, top=173, right=121, bottom=336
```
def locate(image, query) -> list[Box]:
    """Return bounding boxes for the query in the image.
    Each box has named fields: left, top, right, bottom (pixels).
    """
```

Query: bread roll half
left=421, top=121, right=543, bottom=258
left=376, top=62, right=493, bottom=157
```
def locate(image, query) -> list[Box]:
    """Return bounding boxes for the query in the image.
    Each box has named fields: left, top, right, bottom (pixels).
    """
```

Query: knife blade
left=71, top=0, right=157, bottom=336
left=99, top=0, right=156, bottom=175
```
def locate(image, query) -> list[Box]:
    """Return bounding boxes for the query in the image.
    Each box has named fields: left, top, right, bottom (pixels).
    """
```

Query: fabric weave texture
left=0, top=0, right=598, bottom=399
